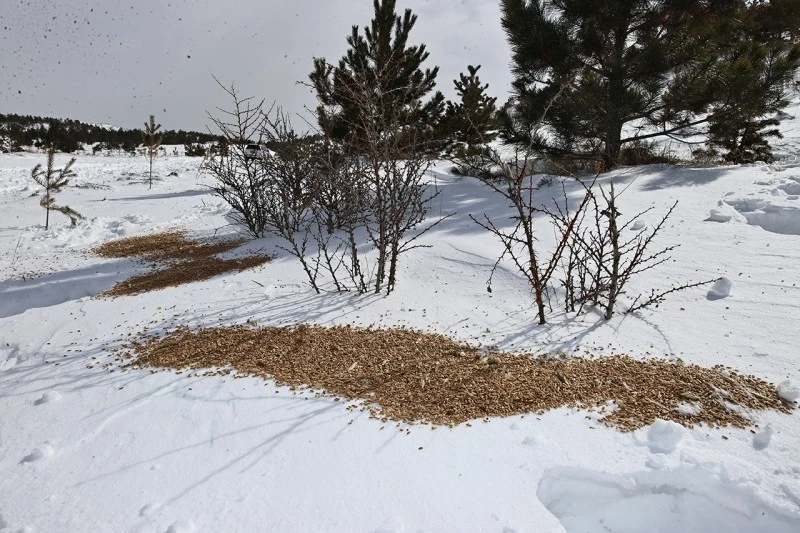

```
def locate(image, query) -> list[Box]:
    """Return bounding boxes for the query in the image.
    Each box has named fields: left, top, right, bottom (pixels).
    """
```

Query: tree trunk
left=603, top=27, right=627, bottom=171
left=535, top=284, right=547, bottom=325
left=603, top=119, right=623, bottom=171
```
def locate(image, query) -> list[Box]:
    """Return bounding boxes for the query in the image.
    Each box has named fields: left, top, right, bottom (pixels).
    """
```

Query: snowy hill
left=1, top=108, right=800, bottom=531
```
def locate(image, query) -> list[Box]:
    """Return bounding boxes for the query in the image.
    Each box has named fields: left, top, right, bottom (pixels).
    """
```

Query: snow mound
left=753, top=425, right=774, bottom=451
left=739, top=205, right=800, bottom=236
left=724, top=176, right=800, bottom=235
left=706, top=209, right=733, bottom=223
left=707, top=277, right=732, bottom=300
left=778, top=381, right=800, bottom=407
left=537, top=466, right=800, bottom=533
left=778, top=176, right=800, bottom=195
left=645, top=419, right=684, bottom=454
left=630, top=220, right=647, bottom=231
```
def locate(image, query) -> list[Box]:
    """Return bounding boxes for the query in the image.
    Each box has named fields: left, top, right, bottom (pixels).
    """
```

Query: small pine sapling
left=30, top=149, right=83, bottom=229
left=142, top=114, right=163, bottom=189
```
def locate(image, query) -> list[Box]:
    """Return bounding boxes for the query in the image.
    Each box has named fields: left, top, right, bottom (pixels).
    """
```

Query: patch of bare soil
left=94, top=231, right=270, bottom=297
left=126, top=325, right=791, bottom=431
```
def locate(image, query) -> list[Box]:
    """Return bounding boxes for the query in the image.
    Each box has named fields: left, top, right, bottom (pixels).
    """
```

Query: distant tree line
left=0, top=113, right=221, bottom=153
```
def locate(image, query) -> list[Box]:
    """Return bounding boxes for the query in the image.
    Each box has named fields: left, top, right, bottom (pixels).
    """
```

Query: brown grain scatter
left=94, top=231, right=246, bottom=261
left=94, top=231, right=193, bottom=259
left=126, top=325, right=791, bottom=431
left=94, top=231, right=270, bottom=297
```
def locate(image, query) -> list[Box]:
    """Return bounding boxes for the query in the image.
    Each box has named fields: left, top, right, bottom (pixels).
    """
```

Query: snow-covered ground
left=2, top=117, right=800, bottom=532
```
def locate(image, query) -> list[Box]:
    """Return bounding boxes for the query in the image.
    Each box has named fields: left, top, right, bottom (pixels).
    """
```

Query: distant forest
left=0, top=113, right=222, bottom=153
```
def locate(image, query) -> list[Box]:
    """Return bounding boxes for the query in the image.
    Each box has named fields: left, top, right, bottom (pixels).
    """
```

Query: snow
left=1, top=112, right=800, bottom=531
left=754, top=425, right=775, bottom=451
left=721, top=167, right=800, bottom=235
left=644, top=420, right=685, bottom=454
left=778, top=382, right=800, bottom=406
left=629, top=219, right=647, bottom=231
left=707, top=277, right=733, bottom=300
left=676, top=402, right=703, bottom=417
left=537, top=466, right=800, bottom=533
left=19, top=442, right=55, bottom=464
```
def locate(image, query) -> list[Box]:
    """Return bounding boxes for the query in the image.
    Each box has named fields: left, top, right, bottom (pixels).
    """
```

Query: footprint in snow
left=164, top=520, right=195, bottom=533
left=33, top=391, right=61, bottom=406
left=373, top=516, right=405, bottom=533
left=0, top=344, right=21, bottom=371
left=522, top=435, right=547, bottom=447
left=20, top=443, right=55, bottom=464
left=139, top=503, right=162, bottom=518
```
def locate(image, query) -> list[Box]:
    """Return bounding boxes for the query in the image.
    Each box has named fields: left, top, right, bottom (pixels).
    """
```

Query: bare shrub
left=204, top=81, right=273, bottom=239
left=205, top=72, right=447, bottom=295
left=470, top=143, right=595, bottom=325
left=308, top=58, right=452, bottom=294
left=562, top=180, right=718, bottom=318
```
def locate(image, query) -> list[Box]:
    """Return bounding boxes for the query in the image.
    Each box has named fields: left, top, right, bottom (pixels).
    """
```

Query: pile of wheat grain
left=125, top=324, right=791, bottom=431
left=94, top=231, right=270, bottom=296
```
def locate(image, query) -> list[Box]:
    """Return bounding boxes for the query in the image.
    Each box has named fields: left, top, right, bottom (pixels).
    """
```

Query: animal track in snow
left=373, top=516, right=405, bottom=533
left=522, top=435, right=547, bottom=447
left=33, top=391, right=61, bottom=406
left=0, top=344, right=22, bottom=371
left=164, top=520, right=195, bottom=533
left=20, top=443, right=55, bottom=464
left=139, top=503, right=162, bottom=518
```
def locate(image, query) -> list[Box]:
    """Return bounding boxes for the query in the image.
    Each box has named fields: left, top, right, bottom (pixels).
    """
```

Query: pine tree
left=308, top=0, right=444, bottom=151
left=500, top=0, right=742, bottom=170
left=30, top=149, right=83, bottom=229
left=444, top=65, right=498, bottom=153
left=142, top=114, right=163, bottom=189
left=705, top=1, right=800, bottom=163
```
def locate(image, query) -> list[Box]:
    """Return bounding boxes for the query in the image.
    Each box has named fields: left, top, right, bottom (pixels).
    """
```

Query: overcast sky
left=1, top=0, right=512, bottom=132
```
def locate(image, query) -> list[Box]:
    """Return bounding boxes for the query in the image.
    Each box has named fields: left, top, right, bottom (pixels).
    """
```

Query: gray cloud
left=1, top=0, right=511, bottom=131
